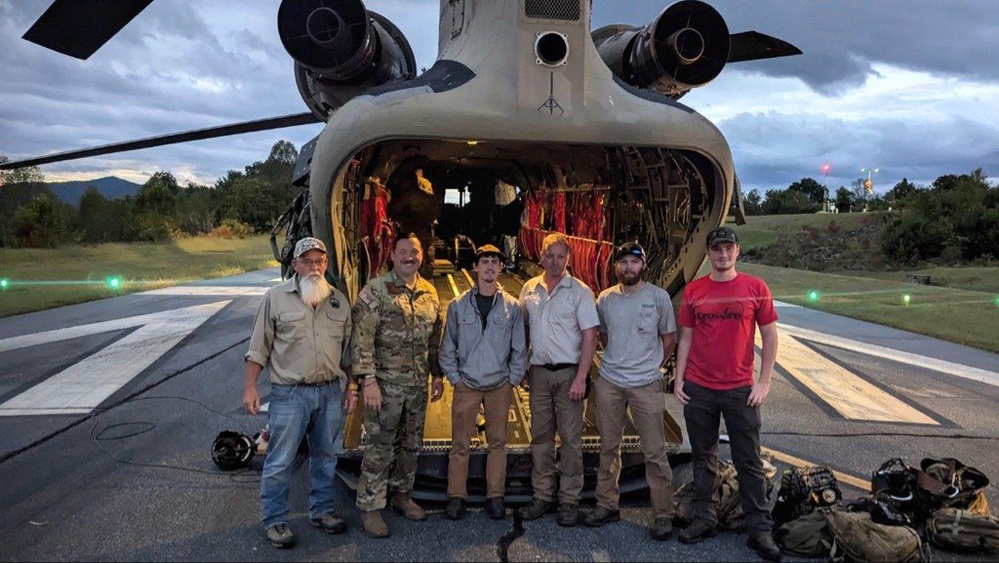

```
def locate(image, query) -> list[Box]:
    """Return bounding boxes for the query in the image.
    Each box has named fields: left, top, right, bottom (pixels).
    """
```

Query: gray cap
left=293, top=237, right=327, bottom=259
left=706, top=226, right=739, bottom=247
left=614, top=242, right=647, bottom=262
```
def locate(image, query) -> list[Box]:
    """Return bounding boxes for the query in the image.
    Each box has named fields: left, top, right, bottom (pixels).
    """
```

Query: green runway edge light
left=106, top=276, right=123, bottom=290
left=0, top=278, right=8, bottom=291
left=808, top=290, right=820, bottom=302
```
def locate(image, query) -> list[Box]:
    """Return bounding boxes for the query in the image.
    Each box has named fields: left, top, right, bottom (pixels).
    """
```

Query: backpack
left=825, top=509, right=924, bottom=562
left=773, top=509, right=835, bottom=558
left=915, top=457, right=990, bottom=513
left=926, top=507, right=999, bottom=554
left=772, top=465, right=842, bottom=527
left=674, top=458, right=777, bottom=531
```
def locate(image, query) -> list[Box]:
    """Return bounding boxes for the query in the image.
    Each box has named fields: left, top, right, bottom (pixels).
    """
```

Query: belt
left=296, top=379, right=335, bottom=387
left=537, top=363, right=577, bottom=372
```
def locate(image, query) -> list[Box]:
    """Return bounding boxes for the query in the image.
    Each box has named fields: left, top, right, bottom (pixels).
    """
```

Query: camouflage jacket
left=351, top=269, right=443, bottom=386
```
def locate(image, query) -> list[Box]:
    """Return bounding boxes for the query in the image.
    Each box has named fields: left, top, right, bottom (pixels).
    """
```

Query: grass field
left=2, top=222, right=996, bottom=354
left=714, top=212, right=999, bottom=352
left=735, top=263, right=999, bottom=353
left=0, top=235, right=279, bottom=318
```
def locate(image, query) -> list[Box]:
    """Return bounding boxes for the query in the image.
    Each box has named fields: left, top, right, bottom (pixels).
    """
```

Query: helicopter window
left=535, top=32, right=569, bottom=67
left=524, top=0, right=581, bottom=22
left=444, top=188, right=467, bottom=208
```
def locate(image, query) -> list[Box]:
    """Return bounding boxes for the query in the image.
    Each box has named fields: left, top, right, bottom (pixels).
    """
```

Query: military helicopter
left=2, top=0, right=800, bottom=501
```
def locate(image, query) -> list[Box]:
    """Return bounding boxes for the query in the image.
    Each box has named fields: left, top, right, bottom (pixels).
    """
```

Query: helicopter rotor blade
left=0, top=112, right=322, bottom=170
left=22, top=0, right=154, bottom=60
left=727, top=31, right=802, bottom=63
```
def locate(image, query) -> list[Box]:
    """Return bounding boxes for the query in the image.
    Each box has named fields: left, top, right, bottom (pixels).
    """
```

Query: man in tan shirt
left=518, top=232, right=599, bottom=527
left=243, top=238, right=356, bottom=549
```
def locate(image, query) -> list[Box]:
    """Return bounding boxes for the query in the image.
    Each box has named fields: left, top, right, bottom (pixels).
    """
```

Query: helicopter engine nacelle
left=592, top=0, right=730, bottom=99
left=278, top=0, right=416, bottom=120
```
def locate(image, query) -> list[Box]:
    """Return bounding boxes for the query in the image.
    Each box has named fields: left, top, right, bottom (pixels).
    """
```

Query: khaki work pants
left=447, top=382, right=513, bottom=500
left=593, top=376, right=675, bottom=518
left=528, top=365, right=584, bottom=504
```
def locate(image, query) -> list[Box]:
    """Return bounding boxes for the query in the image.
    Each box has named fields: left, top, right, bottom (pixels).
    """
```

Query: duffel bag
left=927, top=507, right=999, bottom=554
left=826, top=509, right=924, bottom=562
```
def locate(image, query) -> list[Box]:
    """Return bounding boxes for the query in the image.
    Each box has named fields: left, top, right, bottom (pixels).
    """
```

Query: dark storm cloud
left=0, top=0, right=314, bottom=182
left=592, top=0, right=999, bottom=95
left=1, top=0, right=995, bottom=190
left=719, top=110, right=999, bottom=191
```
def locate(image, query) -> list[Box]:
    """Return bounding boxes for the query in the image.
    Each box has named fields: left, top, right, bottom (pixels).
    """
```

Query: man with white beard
left=584, top=242, right=677, bottom=541
left=244, top=237, right=355, bottom=549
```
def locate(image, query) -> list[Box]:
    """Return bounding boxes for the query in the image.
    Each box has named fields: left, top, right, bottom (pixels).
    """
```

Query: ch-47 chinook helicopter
left=2, top=0, right=799, bottom=501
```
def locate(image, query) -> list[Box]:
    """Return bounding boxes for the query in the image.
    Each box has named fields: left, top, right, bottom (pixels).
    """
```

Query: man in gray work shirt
left=440, top=244, right=528, bottom=521
left=584, top=242, right=678, bottom=541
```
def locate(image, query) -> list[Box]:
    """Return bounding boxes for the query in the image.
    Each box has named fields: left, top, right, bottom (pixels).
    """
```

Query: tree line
left=743, top=168, right=998, bottom=264
left=0, top=141, right=303, bottom=248
left=3, top=149, right=995, bottom=266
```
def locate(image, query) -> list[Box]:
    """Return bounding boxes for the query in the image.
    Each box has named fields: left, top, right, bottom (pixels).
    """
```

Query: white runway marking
left=140, top=286, right=268, bottom=297
left=0, top=301, right=230, bottom=416
left=778, top=323, right=998, bottom=387
left=766, top=327, right=938, bottom=424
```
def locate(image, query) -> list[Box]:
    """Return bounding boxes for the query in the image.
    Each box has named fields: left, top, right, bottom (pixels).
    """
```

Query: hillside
left=43, top=176, right=142, bottom=207
left=734, top=212, right=889, bottom=272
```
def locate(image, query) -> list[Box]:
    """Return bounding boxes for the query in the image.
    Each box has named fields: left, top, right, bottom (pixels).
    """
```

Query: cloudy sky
left=1, top=0, right=997, bottom=195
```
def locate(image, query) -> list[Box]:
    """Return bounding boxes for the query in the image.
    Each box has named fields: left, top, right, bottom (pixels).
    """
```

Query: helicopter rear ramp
left=336, top=269, right=687, bottom=502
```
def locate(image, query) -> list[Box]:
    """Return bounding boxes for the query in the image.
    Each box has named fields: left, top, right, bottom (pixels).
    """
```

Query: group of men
left=243, top=225, right=783, bottom=562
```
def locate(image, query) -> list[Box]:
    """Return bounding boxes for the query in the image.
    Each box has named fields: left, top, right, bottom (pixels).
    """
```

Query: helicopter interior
left=338, top=138, right=718, bottom=298
left=329, top=137, right=706, bottom=499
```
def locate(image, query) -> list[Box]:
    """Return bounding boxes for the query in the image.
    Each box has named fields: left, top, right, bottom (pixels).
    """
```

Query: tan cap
left=293, top=237, right=327, bottom=259
left=475, top=244, right=506, bottom=262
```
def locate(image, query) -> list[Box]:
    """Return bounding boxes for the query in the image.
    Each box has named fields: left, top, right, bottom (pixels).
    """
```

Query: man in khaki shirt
left=518, top=232, right=599, bottom=527
left=243, top=238, right=355, bottom=549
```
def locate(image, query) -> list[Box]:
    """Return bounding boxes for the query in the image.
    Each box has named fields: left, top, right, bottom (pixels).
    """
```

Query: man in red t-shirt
left=673, top=226, right=782, bottom=562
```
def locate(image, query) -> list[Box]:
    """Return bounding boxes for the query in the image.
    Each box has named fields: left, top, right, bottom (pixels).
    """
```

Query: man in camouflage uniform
left=351, top=233, right=445, bottom=538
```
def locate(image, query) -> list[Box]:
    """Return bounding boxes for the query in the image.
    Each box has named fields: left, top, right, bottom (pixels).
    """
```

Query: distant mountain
left=45, top=177, right=142, bottom=208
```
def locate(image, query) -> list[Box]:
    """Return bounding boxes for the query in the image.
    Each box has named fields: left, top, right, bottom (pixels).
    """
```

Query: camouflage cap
left=293, top=237, right=327, bottom=259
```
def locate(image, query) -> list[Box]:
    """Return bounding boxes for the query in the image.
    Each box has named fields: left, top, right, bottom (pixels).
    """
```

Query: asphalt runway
left=0, top=268, right=996, bottom=562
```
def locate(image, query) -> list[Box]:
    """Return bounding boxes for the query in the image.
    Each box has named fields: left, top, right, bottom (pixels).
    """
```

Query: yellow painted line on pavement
left=761, top=328, right=938, bottom=425
left=461, top=268, right=475, bottom=289
left=446, top=273, right=460, bottom=300
left=762, top=447, right=870, bottom=491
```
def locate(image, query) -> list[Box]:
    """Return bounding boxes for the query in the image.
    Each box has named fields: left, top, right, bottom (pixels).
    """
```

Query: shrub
left=133, top=213, right=178, bottom=242
left=882, top=215, right=953, bottom=264
left=210, top=218, right=252, bottom=239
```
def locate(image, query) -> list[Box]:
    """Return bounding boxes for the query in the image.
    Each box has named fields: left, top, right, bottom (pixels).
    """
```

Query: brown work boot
left=649, top=517, right=673, bottom=541
left=557, top=503, right=579, bottom=527
left=678, top=519, right=718, bottom=544
left=360, top=510, right=389, bottom=538
left=390, top=492, right=428, bottom=521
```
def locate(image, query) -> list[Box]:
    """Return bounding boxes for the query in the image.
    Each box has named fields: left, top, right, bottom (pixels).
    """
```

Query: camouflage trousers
left=356, top=380, right=429, bottom=511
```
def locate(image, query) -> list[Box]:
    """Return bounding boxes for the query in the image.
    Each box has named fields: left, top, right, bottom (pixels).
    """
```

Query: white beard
left=299, top=274, right=332, bottom=309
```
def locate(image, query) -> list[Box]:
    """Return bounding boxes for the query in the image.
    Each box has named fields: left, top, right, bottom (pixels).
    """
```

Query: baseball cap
left=474, top=244, right=506, bottom=262
left=614, top=242, right=647, bottom=262
left=293, top=237, right=327, bottom=259
left=706, top=226, right=739, bottom=247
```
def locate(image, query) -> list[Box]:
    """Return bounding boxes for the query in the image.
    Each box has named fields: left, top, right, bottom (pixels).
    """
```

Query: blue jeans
left=261, top=382, right=345, bottom=527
